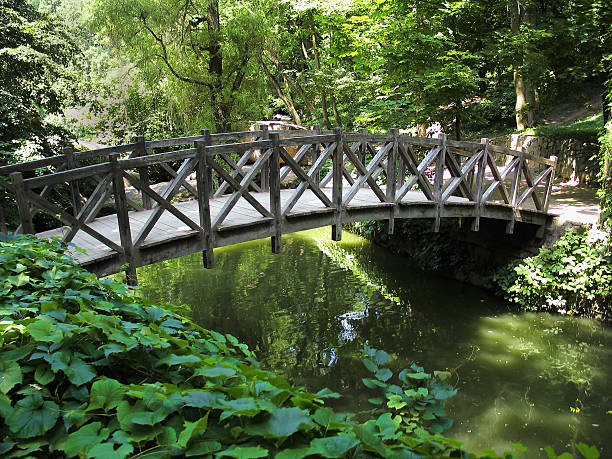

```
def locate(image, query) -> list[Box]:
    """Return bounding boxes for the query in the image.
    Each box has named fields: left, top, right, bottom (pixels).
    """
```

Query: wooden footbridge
left=0, top=127, right=556, bottom=284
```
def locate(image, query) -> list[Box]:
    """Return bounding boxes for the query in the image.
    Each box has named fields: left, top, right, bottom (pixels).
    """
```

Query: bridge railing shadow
left=0, top=128, right=557, bottom=283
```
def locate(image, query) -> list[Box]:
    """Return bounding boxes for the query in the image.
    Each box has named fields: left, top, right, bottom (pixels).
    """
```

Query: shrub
left=494, top=229, right=612, bottom=320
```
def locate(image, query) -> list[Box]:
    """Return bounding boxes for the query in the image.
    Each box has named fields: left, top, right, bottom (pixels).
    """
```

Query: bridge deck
left=37, top=185, right=544, bottom=277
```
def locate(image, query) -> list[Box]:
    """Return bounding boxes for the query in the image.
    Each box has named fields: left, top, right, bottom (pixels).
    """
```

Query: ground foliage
left=494, top=229, right=612, bottom=321
left=0, top=235, right=580, bottom=458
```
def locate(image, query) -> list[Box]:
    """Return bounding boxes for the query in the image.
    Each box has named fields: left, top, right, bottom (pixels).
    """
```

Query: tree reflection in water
left=137, top=229, right=612, bottom=457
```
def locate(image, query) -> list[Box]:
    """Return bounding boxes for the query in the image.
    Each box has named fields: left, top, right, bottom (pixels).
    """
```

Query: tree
left=90, top=0, right=274, bottom=132
left=0, top=0, right=77, bottom=157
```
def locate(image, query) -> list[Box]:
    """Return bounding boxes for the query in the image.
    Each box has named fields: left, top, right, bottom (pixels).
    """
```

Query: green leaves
left=0, top=360, right=22, bottom=393
left=63, top=422, right=109, bottom=457
left=177, top=414, right=209, bottom=448
left=309, top=435, right=359, bottom=457
left=245, top=407, right=313, bottom=438
left=6, top=394, right=59, bottom=438
left=89, top=378, right=125, bottom=411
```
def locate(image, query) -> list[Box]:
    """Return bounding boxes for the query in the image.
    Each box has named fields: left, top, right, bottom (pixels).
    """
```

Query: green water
left=137, top=229, right=611, bottom=457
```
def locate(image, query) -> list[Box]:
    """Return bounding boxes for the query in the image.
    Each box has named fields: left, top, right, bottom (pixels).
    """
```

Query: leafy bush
left=597, top=119, right=612, bottom=225
left=0, top=235, right=472, bottom=458
left=494, top=229, right=612, bottom=320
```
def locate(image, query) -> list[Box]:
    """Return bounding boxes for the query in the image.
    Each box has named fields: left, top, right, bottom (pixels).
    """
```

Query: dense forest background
left=1, top=0, right=611, bottom=160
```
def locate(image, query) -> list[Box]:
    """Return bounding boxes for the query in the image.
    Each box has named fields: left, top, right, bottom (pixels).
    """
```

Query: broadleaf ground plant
left=0, top=235, right=598, bottom=458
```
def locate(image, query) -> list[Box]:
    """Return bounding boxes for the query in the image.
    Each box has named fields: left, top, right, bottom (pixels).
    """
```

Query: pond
left=137, top=229, right=611, bottom=457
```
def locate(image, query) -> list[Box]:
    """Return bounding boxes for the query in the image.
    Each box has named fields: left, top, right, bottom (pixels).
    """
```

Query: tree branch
left=140, top=14, right=212, bottom=89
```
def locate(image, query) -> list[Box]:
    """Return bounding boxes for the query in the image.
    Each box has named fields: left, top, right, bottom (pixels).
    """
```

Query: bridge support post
left=261, top=125, right=270, bottom=192
left=471, top=140, right=488, bottom=232
left=313, top=124, right=321, bottom=187
left=110, top=153, right=138, bottom=286
left=201, top=129, right=214, bottom=195
left=506, top=147, right=524, bottom=234
left=385, top=128, right=398, bottom=235
left=359, top=128, right=368, bottom=173
left=63, top=146, right=82, bottom=217
left=136, top=135, right=152, bottom=210
left=195, top=140, right=214, bottom=268
left=542, top=155, right=557, bottom=213
left=332, top=127, right=343, bottom=241
left=270, top=133, right=282, bottom=253
left=10, top=172, right=34, bottom=234
left=433, top=134, right=447, bottom=232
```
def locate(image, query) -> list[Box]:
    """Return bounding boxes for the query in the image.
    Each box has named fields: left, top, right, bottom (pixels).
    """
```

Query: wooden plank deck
left=37, top=184, right=547, bottom=277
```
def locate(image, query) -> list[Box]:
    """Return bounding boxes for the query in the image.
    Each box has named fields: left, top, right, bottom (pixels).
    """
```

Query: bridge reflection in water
left=0, top=127, right=556, bottom=284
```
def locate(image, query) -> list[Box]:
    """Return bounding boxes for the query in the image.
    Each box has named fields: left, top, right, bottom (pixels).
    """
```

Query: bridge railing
left=0, top=128, right=556, bottom=282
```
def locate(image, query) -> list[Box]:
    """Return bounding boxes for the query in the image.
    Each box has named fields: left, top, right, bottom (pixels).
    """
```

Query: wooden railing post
left=432, top=133, right=447, bottom=232
left=471, top=139, right=488, bottom=232
left=332, top=127, right=343, bottom=241
left=359, top=128, right=368, bottom=166
left=109, top=153, right=138, bottom=285
left=385, top=128, right=398, bottom=235
left=63, top=146, right=82, bottom=216
left=10, top=172, right=33, bottom=234
left=195, top=140, right=214, bottom=268
left=136, top=135, right=152, bottom=210
left=269, top=133, right=282, bottom=253
left=312, top=124, right=321, bottom=187
left=398, top=135, right=406, bottom=188
left=506, top=147, right=524, bottom=234
left=542, top=155, right=557, bottom=213
left=261, top=125, right=270, bottom=192
left=201, top=129, right=214, bottom=194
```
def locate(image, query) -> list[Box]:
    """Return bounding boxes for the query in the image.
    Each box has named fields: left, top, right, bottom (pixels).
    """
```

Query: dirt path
left=547, top=183, right=600, bottom=226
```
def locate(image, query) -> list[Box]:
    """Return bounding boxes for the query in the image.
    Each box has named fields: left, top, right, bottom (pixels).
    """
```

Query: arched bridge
left=0, top=127, right=557, bottom=284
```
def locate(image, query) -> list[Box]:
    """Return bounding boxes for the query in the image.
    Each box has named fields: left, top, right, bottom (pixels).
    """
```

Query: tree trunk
left=454, top=106, right=461, bottom=140
left=330, top=93, right=342, bottom=127
left=510, top=0, right=537, bottom=130
left=312, top=31, right=333, bottom=129
left=258, top=57, right=302, bottom=125
left=207, top=0, right=229, bottom=131
left=417, top=124, right=427, bottom=137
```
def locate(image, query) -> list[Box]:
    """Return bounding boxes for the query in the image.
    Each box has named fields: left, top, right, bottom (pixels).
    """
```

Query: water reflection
left=138, top=229, right=611, bottom=457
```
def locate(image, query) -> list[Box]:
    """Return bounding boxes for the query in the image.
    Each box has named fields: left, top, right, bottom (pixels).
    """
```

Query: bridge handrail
left=1, top=127, right=557, bottom=283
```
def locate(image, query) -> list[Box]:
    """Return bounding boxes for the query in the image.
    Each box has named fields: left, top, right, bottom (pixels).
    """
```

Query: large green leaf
left=7, top=273, right=30, bottom=287
left=86, top=441, right=134, bottom=459
left=63, top=421, right=109, bottom=457
left=34, top=365, right=55, bottom=385
left=27, top=319, right=61, bottom=343
left=156, top=354, right=202, bottom=367
left=89, top=379, right=125, bottom=411
left=195, top=366, right=237, bottom=379
left=245, top=407, right=313, bottom=439
left=6, top=394, right=59, bottom=438
left=177, top=413, right=209, bottom=448
left=217, top=445, right=268, bottom=458
left=181, top=390, right=225, bottom=409
left=0, top=359, right=22, bottom=393
left=64, top=358, right=96, bottom=386
left=219, top=398, right=261, bottom=421
left=309, top=435, right=360, bottom=458
left=185, top=441, right=222, bottom=457
left=375, top=368, right=393, bottom=382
